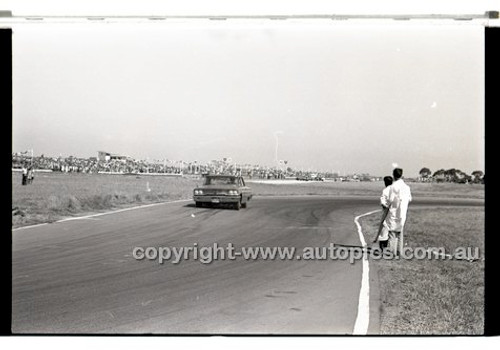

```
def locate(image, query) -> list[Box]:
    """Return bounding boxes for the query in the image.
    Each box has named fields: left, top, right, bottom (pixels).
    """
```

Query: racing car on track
left=193, top=174, right=252, bottom=210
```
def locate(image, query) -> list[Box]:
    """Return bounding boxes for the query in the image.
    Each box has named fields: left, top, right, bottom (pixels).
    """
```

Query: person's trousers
left=388, top=230, right=403, bottom=256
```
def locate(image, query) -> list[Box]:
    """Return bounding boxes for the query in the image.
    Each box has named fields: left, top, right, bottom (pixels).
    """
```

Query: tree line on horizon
left=418, top=167, right=484, bottom=184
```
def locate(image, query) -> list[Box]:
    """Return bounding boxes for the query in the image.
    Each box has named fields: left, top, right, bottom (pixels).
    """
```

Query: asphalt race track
left=12, top=196, right=483, bottom=334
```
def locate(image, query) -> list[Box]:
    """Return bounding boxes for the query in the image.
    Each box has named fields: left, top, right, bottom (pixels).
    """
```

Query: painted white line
left=12, top=199, right=192, bottom=230
left=56, top=199, right=192, bottom=222
left=352, top=209, right=381, bottom=335
left=11, top=222, right=49, bottom=231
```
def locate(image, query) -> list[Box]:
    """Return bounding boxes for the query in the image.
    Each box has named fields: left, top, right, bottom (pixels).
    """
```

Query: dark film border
left=484, top=26, right=499, bottom=337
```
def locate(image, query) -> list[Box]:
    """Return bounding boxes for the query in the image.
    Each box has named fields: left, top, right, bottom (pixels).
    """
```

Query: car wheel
left=241, top=201, right=247, bottom=208
left=234, top=200, right=241, bottom=210
left=195, top=202, right=202, bottom=208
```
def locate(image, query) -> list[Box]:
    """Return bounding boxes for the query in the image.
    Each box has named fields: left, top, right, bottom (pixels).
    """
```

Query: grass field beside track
left=248, top=180, right=485, bottom=199
left=360, top=207, right=484, bottom=334
left=12, top=172, right=484, bottom=228
left=12, top=172, right=198, bottom=227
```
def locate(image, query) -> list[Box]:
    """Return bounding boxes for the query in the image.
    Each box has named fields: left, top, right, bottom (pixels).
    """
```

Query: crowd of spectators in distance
left=13, top=153, right=482, bottom=183
left=12, top=154, right=296, bottom=179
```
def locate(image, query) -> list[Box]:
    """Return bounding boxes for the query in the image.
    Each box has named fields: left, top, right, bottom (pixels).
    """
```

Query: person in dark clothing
left=377, top=176, right=393, bottom=250
left=21, top=166, right=28, bottom=185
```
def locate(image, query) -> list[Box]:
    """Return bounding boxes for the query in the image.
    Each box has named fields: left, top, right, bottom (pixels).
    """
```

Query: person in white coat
left=381, top=168, right=412, bottom=256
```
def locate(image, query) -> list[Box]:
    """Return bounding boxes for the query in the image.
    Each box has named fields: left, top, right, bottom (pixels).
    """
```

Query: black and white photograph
left=4, top=0, right=497, bottom=340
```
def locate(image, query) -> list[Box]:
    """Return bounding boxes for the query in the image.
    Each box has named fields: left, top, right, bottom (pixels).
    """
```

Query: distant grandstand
left=97, top=151, right=132, bottom=162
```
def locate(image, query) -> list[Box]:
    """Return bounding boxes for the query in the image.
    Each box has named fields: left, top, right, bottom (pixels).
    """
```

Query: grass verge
left=360, top=207, right=484, bottom=334
left=12, top=173, right=198, bottom=227
left=248, top=180, right=484, bottom=199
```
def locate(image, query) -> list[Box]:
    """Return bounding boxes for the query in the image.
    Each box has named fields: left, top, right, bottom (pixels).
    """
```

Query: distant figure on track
left=381, top=168, right=412, bottom=256
left=375, top=176, right=393, bottom=250
left=21, top=165, right=28, bottom=186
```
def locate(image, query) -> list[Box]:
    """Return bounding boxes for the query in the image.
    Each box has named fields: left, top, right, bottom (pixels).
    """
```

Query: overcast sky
left=10, top=14, right=486, bottom=176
